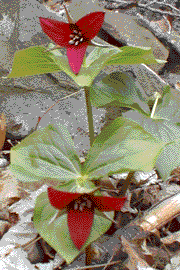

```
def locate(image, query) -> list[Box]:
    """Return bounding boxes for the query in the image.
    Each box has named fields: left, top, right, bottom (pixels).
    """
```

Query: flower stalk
left=150, top=92, right=162, bottom=119
left=84, top=86, right=95, bottom=147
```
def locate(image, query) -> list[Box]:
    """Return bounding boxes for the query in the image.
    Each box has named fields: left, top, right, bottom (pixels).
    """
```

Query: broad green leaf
left=123, top=110, right=180, bottom=142
left=85, top=46, right=118, bottom=68
left=123, top=110, right=180, bottom=179
left=49, top=45, right=162, bottom=87
left=9, top=123, right=82, bottom=186
left=82, top=117, right=165, bottom=179
left=7, top=44, right=163, bottom=84
left=153, top=86, right=180, bottom=123
left=48, top=44, right=121, bottom=87
left=105, top=46, right=165, bottom=66
left=89, top=71, right=150, bottom=114
left=155, top=140, right=180, bottom=180
left=6, top=46, right=61, bottom=78
left=33, top=191, right=113, bottom=264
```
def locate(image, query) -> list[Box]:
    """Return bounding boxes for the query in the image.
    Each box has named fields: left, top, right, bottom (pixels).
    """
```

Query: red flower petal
left=68, top=206, right=94, bottom=250
left=66, top=43, right=88, bottom=74
left=92, top=196, right=126, bottom=212
left=39, top=17, right=71, bottom=47
left=47, top=187, right=81, bottom=210
left=76, top=12, right=105, bottom=41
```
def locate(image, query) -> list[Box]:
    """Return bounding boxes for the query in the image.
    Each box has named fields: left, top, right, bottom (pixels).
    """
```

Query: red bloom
left=39, top=8, right=105, bottom=75
left=48, top=187, right=126, bottom=250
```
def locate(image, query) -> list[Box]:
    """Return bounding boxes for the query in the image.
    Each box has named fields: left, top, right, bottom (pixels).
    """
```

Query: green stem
left=84, top=86, right=95, bottom=269
left=150, top=92, right=161, bottom=119
left=150, top=97, right=159, bottom=119
left=84, top=86, right=95, bottom=147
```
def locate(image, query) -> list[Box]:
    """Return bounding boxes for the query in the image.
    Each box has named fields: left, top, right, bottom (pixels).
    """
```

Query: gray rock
left=0, top=157, right=9, bottom=168
left=0, top=39, right=16, bottom=71
left=0, top=83, right=107, bottom=156
left=36, top=89, right=107, bottom=157
left=130, top=64, right=169, bottom=98
left=0, top=84, right=73, bottom=138
left=18, top=0, right=66, bottom=43
left=98, top=9, right=169, bottom=73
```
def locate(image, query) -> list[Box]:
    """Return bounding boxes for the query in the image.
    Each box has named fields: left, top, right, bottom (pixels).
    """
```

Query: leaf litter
left=0, top=163, right=180, bottom=269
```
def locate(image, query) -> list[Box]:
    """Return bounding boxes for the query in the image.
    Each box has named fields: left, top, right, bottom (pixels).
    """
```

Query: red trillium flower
left=48, top=187, right=126, bottom=250
left=39, top=7, right=105, bottom=75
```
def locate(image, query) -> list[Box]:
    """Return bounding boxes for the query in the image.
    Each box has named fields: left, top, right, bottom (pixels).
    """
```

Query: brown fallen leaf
left=0, top=113, right=6, bottom=151
left=0, top=219, right=10, bottom=238
left=150, top=15, right=171, bottom=35
left=161, top=230, right=180, bottom=245
left=175, top=81, right=180, bottom=90
left=121, top=236, right=154, bottom=270
left=0, top=168, right=28, bottom=210
left=41, top=0, right=71, bottom=13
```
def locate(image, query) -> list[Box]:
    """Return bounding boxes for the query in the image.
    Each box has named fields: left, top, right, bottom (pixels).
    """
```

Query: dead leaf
left=0, top=169, right=28, bottom=209
left=150, top=15, right=171, bottom=35
left=0, top=113, right=6, bottom=151
left=121, top=190, right=138, bottom=214
left=0, top=220, right=10, bottom=238
left=121, top=236, right=154, bottom=270
left=42, top=0, right=71, bottom=15
left=161, top=231, right=180, bottom=245
left=175, top=81, right=180, bottom=91
left=0, top=248, right=37, bottom=270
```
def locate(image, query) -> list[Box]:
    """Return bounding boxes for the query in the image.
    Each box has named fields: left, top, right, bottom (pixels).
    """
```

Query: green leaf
left=123, top=110, right=180, bottom=142
left=89, top=71, right=150, bottom=115
left=155, top=140, right=180, bottom=181
left=84, top=46, right=118, bottom=68
left=82, top=117, right=165, bottom=179
left=54, top=179, right=101, bottom=194
left=153, top=86, right=180, bottom=123
left=9, top=123, right=82, bottom=186
left=49, top=44, right=122, bottom=87
left=33, top=191, right=113, bottom=264
left=123, top=110, right=180, bottom=179
left=49, top=45, right=162, bottom=87
left=6, top=46, right=62, bottom=78
left=105, top=46, right=163, bottom=66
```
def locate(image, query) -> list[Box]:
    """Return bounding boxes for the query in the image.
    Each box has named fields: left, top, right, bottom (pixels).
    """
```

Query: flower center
left=68, top=30, right=84, bottom=46
left=73, top=196, right=93, bottom=212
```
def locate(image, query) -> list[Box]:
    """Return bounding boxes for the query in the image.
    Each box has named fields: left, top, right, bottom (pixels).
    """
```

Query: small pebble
left=0, top=158, right=9, bottom=168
